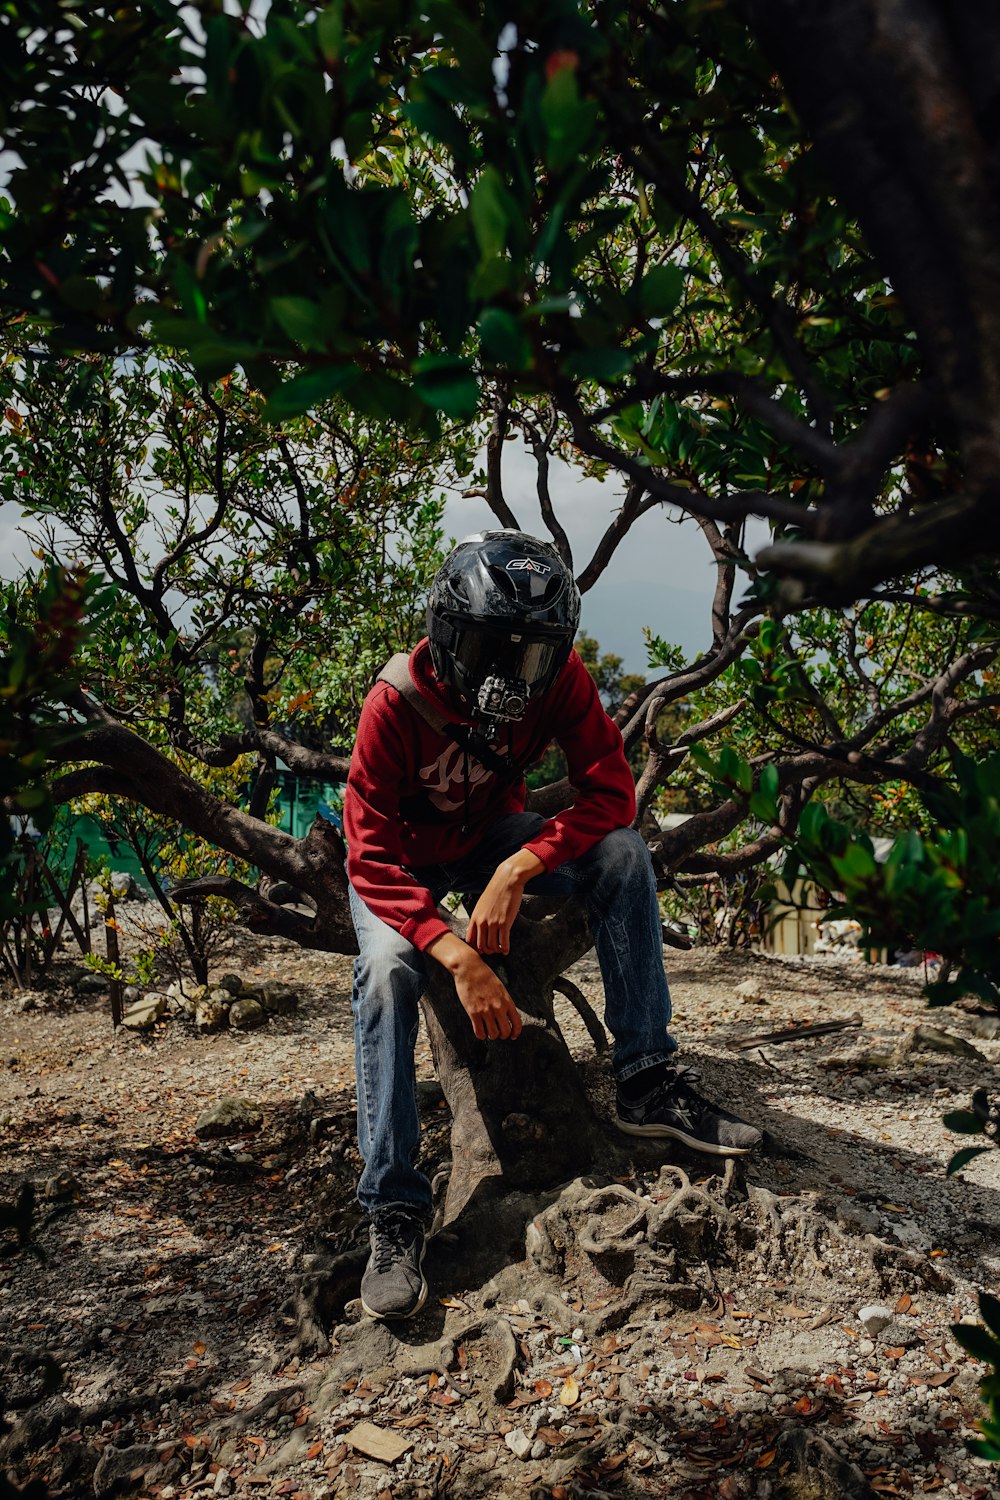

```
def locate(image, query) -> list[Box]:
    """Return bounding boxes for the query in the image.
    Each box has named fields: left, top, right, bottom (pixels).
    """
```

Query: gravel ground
left=1, top=933, right=998, bottom=1500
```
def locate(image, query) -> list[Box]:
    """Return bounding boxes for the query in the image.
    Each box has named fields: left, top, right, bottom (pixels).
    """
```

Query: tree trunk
left=421, top=900, right=619, bottom=1224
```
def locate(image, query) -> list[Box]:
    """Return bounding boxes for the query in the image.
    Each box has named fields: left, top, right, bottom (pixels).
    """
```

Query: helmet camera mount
left=475, top=673, right=529, bottom=726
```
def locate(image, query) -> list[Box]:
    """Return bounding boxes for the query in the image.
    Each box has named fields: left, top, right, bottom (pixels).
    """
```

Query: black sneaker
left=360, top=1205, right=428, bottom=1320
left=616, top=1063, right=762, bottom=1156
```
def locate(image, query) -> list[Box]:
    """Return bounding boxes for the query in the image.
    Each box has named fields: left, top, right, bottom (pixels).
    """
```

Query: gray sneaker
left=360, top=1205, right=428, bottom=1320
left=616, top=1063, right=762, bottom=1156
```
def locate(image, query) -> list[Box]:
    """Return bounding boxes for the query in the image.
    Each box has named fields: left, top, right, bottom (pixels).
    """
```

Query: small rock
left=228, top=998, right=266, bottom=1031
left=260, top=981, right=298, bottom=1015
left=122, top=985, right=140, bottom=1005
left=75, top=972, right=108, bottom=995
left=41, top=1171, right=81, bottom=1200
left=194, top=996, right=228, bottom=1033
left=216, top=973, right=244, bottom=995
left=858, top=1303, right=894, bottom=1336
left=504, top=1428, right=532, bottom=1460
left=92, top=1442, right=158, bottom=1497
left=345, top=1421, right=412, bottom=1463
left=213, top=1468, right=233, bottom=1496
left=122, top=994, right=168, bottom=1030
left=194, top=1097, right=263, bottom=1139
left=877, top=1318, right=921, bottom=1348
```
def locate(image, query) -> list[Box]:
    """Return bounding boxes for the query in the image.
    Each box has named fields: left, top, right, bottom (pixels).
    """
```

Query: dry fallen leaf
left=894, top=1293, right=913, bottom=1314
left=559, top=1375, right=580, bottom=1407
left=438, top=1295, right=470, bottom=1311
left=306, top=1441, right=323, bottom=1460
left=756, top=1449, right=777, bottom=1468
left=193, top=1341, right=206, bottom=1357
left=534, top=1379, right=553, bottom=1398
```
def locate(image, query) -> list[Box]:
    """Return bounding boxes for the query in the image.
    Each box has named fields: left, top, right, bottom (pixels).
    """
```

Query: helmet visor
left=448, top=623, right=566, bottom=690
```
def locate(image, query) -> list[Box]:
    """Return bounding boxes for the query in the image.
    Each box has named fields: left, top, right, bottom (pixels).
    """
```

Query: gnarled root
left=283, top=1245, right=369, bottom=1356
left=772, top=1426, right=878, bottom=1499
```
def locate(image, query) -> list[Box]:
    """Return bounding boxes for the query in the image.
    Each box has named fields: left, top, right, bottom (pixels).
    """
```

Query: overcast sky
left=0, top=438, right=721, bottom=676
left=441, top=442, right=720, bottom=672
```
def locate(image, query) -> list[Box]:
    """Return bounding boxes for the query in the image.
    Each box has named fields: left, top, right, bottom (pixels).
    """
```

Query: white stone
left=504, top=1429, right=532, bottom=1460
left=858, top=1304, right=894, bottom=1336
left=121, top=994, right=167, bottom=1030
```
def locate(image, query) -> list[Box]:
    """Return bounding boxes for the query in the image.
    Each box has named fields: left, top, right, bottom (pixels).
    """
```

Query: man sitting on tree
left=344, top=530, right=761, bottom=1321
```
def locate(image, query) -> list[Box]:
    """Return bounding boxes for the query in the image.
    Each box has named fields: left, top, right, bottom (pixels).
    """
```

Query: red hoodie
left=344, top=638, right=636, bottom=951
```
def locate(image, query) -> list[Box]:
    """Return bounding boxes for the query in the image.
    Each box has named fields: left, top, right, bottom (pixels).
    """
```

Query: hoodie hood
left=409, top=636, right=478, bottom=725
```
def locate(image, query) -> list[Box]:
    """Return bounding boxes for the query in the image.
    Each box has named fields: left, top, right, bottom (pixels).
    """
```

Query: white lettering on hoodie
left=418, top=742, right=493, bottom=813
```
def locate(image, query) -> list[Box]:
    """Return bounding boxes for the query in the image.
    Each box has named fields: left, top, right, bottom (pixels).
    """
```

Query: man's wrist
left=500, top=849, right=546, bottom=886
left=427, top=930, right=481, bottom=976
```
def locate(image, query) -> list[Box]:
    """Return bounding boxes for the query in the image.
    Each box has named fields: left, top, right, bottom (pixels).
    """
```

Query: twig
left=728, top=1013, right=862, bottom=1050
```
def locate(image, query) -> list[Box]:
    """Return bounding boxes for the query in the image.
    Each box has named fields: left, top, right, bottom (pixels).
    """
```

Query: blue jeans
left=348, top=812, right=676, bottom=1217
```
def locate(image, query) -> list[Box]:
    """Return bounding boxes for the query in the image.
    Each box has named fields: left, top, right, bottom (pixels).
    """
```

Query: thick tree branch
left=575, top=478, right=654, bottom=594
left=170, top=876, right=348, bottom=950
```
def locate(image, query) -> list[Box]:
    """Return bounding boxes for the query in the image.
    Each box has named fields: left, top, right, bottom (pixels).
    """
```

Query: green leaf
left=413, top=355, right=479, bottom=419
left=540, top=67, right=599, bottom=174
left=478, top=308, right=531, bottom=369
left=951, top=1322, right=1000, bottom=1365
left=317, top=2, right=342, bottom=59
left=404, top=99, right=470, bottom=161
left=270, top=296, right=327, bottom=350
left=560, top=347, right=633, bottom=382
left=14, top=785, right=49, bottom=812
left=187, top=341, right=262, bottom=380
left=750, top=791, right=778, bottom=823
left=832, top=842, right=878, bottom=881
left=264, top=364, right=358, bottom=420
left=638, top=264, right=685, bottom=319
left=760, top=764, right=780, bottom=800
left=967, top=1437, right=1000, bottom=1462
left=470, top=168, right=513, bottom=261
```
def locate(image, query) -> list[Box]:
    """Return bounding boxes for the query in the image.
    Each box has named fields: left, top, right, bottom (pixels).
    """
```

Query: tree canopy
left=2, top=0, right=999, bottom=968
left=3, top=0, right=999, bottom=600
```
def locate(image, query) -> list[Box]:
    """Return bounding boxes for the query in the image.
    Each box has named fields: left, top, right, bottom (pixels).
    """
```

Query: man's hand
left=426, top=931, right=523, bottom=1040
left=466, top=849, right=545, bottom=955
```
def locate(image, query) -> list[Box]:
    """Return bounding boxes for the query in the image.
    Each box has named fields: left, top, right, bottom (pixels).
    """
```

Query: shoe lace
left=662, top=1063, right=710, bottom=1122
left=371, top=1210, right=420, bottom=1273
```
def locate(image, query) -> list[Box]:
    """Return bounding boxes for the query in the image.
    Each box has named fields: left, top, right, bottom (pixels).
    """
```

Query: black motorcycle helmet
left=427, top=530, right=581, bottom=721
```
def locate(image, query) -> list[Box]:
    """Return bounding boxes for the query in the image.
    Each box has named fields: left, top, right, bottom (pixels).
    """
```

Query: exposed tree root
left=551, top=976, right=608, bottom=1053
left=283, top=1244, right=369, bottom=1356
left=772, top=1426, right=878, bottom=1499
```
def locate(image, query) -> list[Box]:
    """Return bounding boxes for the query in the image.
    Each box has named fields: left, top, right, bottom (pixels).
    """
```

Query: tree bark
left=420, top=901, right=616, bottom=1224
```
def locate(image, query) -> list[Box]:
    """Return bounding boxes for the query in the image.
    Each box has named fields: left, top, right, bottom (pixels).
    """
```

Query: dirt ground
left=1, top=938, right=999, bottom=1500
